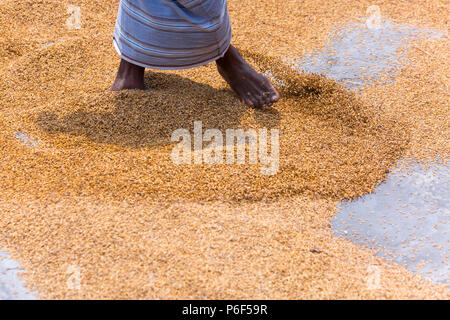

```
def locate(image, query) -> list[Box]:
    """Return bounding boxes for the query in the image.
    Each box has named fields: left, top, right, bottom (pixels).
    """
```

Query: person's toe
left=253, top=94, right=266, bottom=108
left=270, top=89, right=280, bottom=102
left=238, top=89, right=254, bottom=107
left=261, top=92, right=272, bottom=107
left=243, top=96, right=254, bottom=107
left=250, top=80, right=271, bottom=107
left=261, top=77, right=280, bottom=103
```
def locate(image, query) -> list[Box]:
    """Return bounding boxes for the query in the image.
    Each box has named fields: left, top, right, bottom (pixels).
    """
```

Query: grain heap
left=0, top=0, right=448, bottom=299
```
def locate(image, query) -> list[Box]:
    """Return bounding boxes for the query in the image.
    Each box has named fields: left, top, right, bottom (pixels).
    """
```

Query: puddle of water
left=332, top=161, right=449, bottom=285
left=15, top=131, right=37, bottom=147
left=290, top=19, right=442, bottom=89
left=4, top=133, right=38, bottom=298
left=42, top=42, right=55, bottom=49
left=0, top=251, right=37, bottom=299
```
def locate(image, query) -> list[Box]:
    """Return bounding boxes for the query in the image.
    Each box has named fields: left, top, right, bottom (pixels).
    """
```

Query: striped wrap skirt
left=113, top=0, right=232, bottom=70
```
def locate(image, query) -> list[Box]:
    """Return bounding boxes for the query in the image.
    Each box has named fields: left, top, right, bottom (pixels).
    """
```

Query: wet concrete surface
left=0, top=251, right=36, bottom=299
left=291, top=19, right=442, bottom=89
left=332, top=161, right=449, bottom=285
left=15, top=131, right=37, bottom=147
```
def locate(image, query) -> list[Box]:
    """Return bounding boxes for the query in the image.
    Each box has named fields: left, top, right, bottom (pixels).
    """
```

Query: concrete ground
left=0, top=251, right=36, bottom=299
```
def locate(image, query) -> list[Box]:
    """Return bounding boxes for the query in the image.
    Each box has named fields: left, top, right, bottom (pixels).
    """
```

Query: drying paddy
left=0, top=0, right=448, bottom=299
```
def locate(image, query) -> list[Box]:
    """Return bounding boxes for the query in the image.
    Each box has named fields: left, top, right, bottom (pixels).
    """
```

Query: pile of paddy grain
left=0, top=35, right=409, bottom=202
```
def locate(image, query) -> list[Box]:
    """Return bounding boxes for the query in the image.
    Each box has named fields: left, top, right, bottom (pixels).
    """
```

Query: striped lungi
left=113, top=0, right=232, bottom=70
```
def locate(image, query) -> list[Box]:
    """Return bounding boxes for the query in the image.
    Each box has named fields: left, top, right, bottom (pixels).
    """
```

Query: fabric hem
left=113, top=37, right=231, bottom=71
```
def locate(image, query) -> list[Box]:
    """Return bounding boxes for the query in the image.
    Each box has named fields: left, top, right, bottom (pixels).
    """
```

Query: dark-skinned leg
left=216, top=45, right=280, bottom=108
left=111, top=47, right=280, bottom=109
left=110, top=59, right=146, bottom=91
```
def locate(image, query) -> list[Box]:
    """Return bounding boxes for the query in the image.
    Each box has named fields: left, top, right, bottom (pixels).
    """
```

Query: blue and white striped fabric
left=113, top=0, right=232, bottom=70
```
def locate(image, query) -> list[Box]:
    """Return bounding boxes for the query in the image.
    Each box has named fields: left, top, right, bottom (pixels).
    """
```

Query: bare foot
left=216, top=45, right=280, bottom=108
left=110, top=59, right=146, bottom=91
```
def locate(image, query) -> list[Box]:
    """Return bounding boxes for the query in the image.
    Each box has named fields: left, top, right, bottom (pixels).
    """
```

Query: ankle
left=216, top=45, right=245, bottom=69
left=116, top=59, right=145, bottom=80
